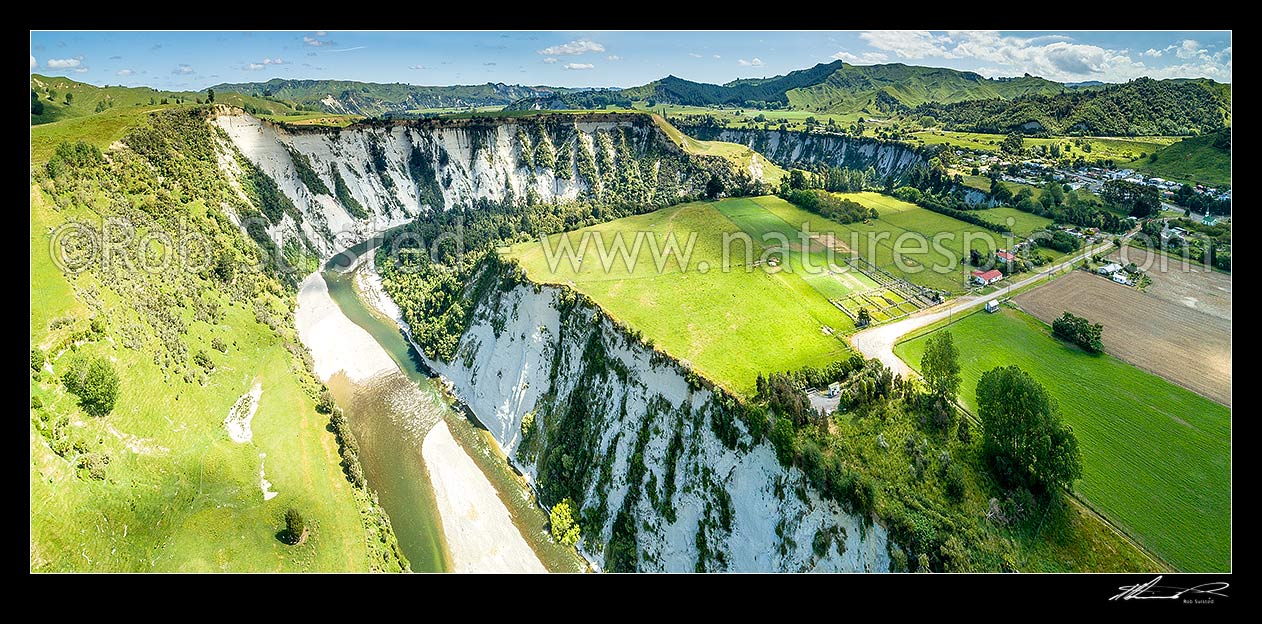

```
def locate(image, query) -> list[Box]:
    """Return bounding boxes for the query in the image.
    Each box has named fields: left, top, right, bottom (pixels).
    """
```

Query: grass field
left=894, top=307, right=1231, bottom=572
left=257, top=111, right=363, bottom=128
left=31, top=73, right=301, bottom=126
left=636, top=103, right=867, bottom=133
left=650, top=115, right=787, bottom=184
left=911, top=130, right=1179, bottom=163
left=970, top=207, right=1054, bottom=236
left=1131, top=133, right=1232, bottom=187
left=30, top=185, right=379, bottom=571
left=30, top=105, right=175, bottom=163
left=509, top=197, right=865, bottom=395
left=759, top=192, right=1060, bottom=293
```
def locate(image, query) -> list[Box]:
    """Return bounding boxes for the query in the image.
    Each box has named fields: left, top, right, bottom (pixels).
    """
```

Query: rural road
left=850, top=232, right=1135, bottom=376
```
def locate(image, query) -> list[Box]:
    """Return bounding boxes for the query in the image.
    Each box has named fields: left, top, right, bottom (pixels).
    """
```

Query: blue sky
left=30, top=31, right=1232, bottom=90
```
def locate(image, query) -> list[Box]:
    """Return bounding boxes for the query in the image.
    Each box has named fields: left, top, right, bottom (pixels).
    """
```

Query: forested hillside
left=914, top=78, right=1230, bottom=136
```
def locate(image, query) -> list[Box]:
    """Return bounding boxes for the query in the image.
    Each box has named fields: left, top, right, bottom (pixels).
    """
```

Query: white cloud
left=47, top=57, right=81, bottom=68
left=173, top=64, right=194, bottom=75
left=563, top=63, right=594, bottom=70
left=245, top=63, right=265, bottom=71
left=329, top=46, right=366, bottom=53
left=30, top=55, right=36, bottom=69
left=116, top=68, right=133, bottom=76
left=542, top=57, right=558, bottom=64
left=315, top=30, right=327, bottom=36
left=832, top=50, right=889, bottom=64
left=538, top=40, right=604, bottom=55
left=606, top=55, right=621, bottom=61
left=737, top=57, right=765, bottom=67
left=1176, top=39, right=1207, bottom=60
left=851, top=30, right=1231, bottom=83
left=689, top=52, right=703, bottom=58
left=304, top=35, right=335, bottom=47
left=860, top=30, right=955, bottom=59
left=72, top=67, right=88, bottom=74
left=713, top=54, right=721, bottom=59
left=408, top=64, right=428, bottom=70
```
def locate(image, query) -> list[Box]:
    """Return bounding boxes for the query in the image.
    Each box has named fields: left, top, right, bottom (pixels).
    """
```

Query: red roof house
left=971, top=269, right=1003, bottom=285
left=995, top=250, right=1016, bottom=262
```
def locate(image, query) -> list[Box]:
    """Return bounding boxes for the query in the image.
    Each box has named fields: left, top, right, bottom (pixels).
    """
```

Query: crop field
left=1108, top=245, right=1231, bottom=321
left=759, top=192, right=1061, bottom=293
left=894, top=306, right=1231, bottom=572
left=509, top=197, right=871, bottom=395
left=1014, top=270, right=1231, bottom=406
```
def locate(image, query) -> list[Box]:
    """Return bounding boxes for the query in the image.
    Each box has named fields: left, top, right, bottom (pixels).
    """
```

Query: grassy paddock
left=894, top=306, right=1230, bottom=572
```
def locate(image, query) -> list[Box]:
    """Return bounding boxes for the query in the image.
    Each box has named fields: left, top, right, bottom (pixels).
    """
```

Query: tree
left=977, top=366, right=1082, bottom=493
left=921, top=331, right=961, bottom=401
left=857, top=307, right=871, bottom=328
left=1051, top=311, right=1103, bottom=353
left=1000, top=133, right=1024, bottom=155
left=207, top=88, right=215, bottom=103
left=30, top=89, right=44, bottom=115
left=64, top=93, right=73, bottom=106
left=31, top=347, right=45, bottom=372
left=48, top=89, right=58, bottom=102
left=61, top=354, right=120, bottom=417
left=704, top=174, right=725, bottom=200
left=1101, top=180, right=1160, bottom=218
left=549, top=498, right=581, bottom=546
left=282, top=508, right=307, bottom=545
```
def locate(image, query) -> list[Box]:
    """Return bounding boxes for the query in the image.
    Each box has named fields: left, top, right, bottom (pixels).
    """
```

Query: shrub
left=282, top=508, right=306, bottom=545
left=30, top=347, right=45, bottom=372
left=549, top=498, right=582, bottom=547
left=944, top=462, right=966, bottom=502
left=61, top=354, right=120, bottom=417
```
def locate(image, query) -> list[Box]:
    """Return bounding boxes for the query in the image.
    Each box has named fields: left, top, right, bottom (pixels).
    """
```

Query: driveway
left=849, top=233, right=1133, bottom=376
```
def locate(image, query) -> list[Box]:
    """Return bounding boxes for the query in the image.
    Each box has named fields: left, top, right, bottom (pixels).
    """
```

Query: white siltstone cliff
left=362, top=260, right=891, bottom=573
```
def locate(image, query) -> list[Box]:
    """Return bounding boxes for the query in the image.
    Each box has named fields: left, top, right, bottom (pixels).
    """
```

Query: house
left=1098, top=263, right=1122, bottom=275
left=1202, top=215, right=1219, bottom=226
left=827, top=382, right=840, bottom=398
left=995, top=250, right=1016, bottom=262
left=985, top=300, right=1000, bottom=313
left=1112, top=273, right=1132, bottom=286
left=971, top=269, right=1003, bottom=285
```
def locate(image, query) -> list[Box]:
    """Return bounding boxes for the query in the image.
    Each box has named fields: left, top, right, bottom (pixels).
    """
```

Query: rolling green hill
left=1132, top=130, right=1232, bottom=187
left=207, top=78, right=557, bottom=116
left=784, top=64, right=1065, bottom=113
left=915, top=77, right=1231, bottom=136
left=618, top=61, right=1068, bottom=114
left=31, top=74, right=301, bottom=125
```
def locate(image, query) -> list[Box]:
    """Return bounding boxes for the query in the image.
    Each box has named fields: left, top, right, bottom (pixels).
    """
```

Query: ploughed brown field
left=1015, top=270, right=1231, bottom=406
left=1108, top=245, right=1232, bottom=322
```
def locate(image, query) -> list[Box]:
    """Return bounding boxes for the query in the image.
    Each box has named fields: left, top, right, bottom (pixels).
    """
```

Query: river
left=299, top=240, right=576, bottom=573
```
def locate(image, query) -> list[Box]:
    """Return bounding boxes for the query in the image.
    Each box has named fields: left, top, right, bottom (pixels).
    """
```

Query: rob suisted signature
left=1111, top=576, right=1230, bottom=602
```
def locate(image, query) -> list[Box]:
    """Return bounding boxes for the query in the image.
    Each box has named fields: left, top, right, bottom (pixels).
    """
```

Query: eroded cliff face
left=214, top=111, right=748, bottom=259
left=364, top=260, right=890, bottom=572
left=689, top=128, right=926, bottom=178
